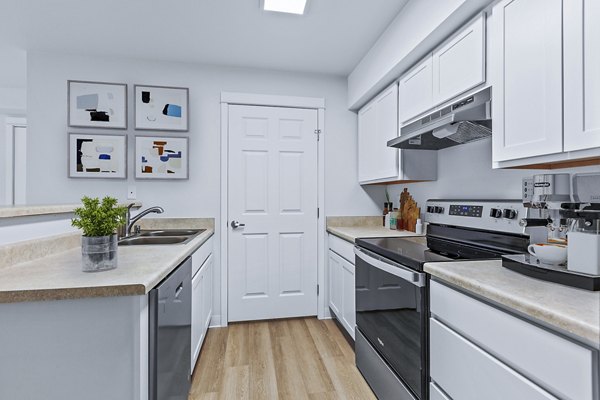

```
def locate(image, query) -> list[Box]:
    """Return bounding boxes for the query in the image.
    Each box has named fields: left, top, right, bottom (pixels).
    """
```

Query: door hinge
left=317, top=207, right=320, bottom=219
left=317, top=284, right=320, bottom=296
left=314, top=129, right=322, bottom=141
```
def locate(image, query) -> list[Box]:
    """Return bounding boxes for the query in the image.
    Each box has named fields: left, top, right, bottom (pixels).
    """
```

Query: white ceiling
left=0, top=0, right=409, bottom=85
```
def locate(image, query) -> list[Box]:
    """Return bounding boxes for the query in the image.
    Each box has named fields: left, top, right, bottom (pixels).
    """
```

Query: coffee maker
left=502, top=173, right=600, bottom=291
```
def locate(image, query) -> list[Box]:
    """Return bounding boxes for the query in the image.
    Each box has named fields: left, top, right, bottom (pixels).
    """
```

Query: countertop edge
left=326, top=228, right=356, bottom=243
left=0, top=202, right=142, bottom=219
left=425, top=263, right=600, bottom=349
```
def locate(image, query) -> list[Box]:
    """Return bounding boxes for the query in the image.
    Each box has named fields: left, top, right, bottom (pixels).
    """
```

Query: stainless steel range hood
left=387, top=87, right=492, bottom=150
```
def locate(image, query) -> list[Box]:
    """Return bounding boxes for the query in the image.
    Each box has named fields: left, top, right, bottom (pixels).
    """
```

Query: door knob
left=231, top=220, right=246, bottom=229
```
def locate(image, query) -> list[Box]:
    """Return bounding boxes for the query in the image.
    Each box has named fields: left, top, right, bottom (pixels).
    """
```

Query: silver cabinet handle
left=231, top=220, right=246, bottom=229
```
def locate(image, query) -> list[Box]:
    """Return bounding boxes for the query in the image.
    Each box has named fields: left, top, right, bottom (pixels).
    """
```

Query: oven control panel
left=425, top=200, right=525, bottom=234
left=449, top=205, right=483, bottom=217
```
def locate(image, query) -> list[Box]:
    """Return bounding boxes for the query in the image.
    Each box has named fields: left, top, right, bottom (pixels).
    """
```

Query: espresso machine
left=502, top=173, right=600, bottom=291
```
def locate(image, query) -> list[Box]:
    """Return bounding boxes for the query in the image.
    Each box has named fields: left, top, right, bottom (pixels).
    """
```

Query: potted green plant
left=72, top=196, right=127, bottom=272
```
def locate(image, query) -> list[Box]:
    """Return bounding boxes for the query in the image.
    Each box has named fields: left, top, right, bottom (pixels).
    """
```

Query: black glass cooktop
left=355, top=237, right=454, bottom=271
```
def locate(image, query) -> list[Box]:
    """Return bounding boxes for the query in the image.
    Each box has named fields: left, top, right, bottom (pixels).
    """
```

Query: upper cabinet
left=399, top=13, right=487, bottom=125
left=358, top=83, right=399, bottom=183
left=432, top=14, right=486, bottom=106
left=491, top=0, right=600, bottom=167
left=358, top=83, right=437, bottom=185
left=399, top=57, right=433, bottom=124
left=491, top=0, right=563, bottom=162
left=564, top=0, right=600, bottom=152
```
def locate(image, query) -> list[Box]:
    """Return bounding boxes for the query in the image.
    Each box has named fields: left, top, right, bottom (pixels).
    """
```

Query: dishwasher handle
left=175, top=282, right=184, bottom=299
left=354, top=247, right=426, bottom=287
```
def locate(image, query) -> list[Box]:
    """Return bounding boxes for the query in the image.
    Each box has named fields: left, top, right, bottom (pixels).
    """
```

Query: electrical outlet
left=127, top=186, right=136, bottom=200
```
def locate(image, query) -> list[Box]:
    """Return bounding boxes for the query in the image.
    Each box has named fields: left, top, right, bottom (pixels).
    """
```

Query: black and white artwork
left=134, top=85, right=189, bottom=131
left=68, top=81, right=127, bottom=129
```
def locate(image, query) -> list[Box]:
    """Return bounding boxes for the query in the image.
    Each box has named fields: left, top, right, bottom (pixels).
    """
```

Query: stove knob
left=503, top=209, right=517, bottom=219
left=434, top=206, right=444, bottom=214
left=489, top=208, right=502, bottom=218
left=427, top=206, right=434, bottom=213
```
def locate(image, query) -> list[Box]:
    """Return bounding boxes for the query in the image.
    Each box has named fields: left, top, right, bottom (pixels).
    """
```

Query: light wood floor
left=189, top=317, right=376, bottom=400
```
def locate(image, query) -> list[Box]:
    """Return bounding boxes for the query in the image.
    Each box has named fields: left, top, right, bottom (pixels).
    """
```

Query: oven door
left=354, top=247, right=427, bottom=400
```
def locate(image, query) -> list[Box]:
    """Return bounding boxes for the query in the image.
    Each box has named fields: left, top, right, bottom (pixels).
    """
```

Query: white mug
left=528, top=243, right=568, bottom=265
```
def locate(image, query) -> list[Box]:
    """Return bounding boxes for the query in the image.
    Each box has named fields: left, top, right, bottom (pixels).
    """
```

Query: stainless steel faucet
left=125, top=205, right=164, bottom=237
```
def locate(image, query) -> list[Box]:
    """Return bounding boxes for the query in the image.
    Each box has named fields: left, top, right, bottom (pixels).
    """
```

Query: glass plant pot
left=81, top=234, right=118, bottom=272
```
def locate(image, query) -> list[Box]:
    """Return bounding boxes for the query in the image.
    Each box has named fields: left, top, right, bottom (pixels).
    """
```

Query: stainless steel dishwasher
left=149, top=257, right=192, bottom=400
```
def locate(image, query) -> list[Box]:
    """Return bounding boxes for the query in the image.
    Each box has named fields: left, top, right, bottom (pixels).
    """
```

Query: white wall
left=387, top=139, right=600, bottom=209
left=26, top=51, right=383, bottom=322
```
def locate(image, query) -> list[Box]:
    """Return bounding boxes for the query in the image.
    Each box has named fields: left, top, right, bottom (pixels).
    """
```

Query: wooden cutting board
left=399, top=188, right=420, bottom=232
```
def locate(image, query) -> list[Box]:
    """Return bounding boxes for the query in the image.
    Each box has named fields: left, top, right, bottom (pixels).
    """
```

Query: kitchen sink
left=118, top=236, right=190, bottom=246
left=139, top=229, right=205, bottom=237
left=118, top=228, right=204, bottom=246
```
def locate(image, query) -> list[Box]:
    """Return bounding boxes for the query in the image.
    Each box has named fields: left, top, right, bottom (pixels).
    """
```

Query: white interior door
left=228, top=105, right=318, bottom=322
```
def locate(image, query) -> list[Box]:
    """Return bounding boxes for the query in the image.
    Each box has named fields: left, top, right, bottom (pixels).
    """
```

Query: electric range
left=354, top=199, right=530, bottom=400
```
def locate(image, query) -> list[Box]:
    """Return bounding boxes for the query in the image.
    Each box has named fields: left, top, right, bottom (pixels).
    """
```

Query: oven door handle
left=354, top=247, right=426, bottom=287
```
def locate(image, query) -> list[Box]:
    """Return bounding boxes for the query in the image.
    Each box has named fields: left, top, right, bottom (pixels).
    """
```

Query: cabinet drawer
left=431, top=281, right=595, bottom=400
left=430, top=318, right=558, bottom=400
left=192, top=236, right=213, bottom=277
left=328, top=234, right=355, bottom=264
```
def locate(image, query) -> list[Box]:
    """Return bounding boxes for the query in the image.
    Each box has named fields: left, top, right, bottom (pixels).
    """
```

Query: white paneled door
left=228, top=105, right=318, bottom=322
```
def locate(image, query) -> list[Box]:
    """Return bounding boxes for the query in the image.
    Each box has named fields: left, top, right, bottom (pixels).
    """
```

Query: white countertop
left=0, top=219, right=213, bottom=303
left=326, top=216, right=424, bottom=243
left=425, top=260, right=600, bottom=348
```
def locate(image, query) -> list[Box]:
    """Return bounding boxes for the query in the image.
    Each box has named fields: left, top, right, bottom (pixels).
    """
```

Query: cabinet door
left=202, top=254, right=214, bottom=332
left=433, top=13, right=486, bottom=105
left=492, top=0, right=563, bottom=162
left=328, top=250, right=343, bottom=318
left=341, top=259, right=355, bottom=339
left=564, top=0, right=600, bottom=151
left=191, top=268, right=204, bottom=372
left=358, top=83, right=399, bottom=183
left=358, top=100, right=377, bottom=183
left=399, top=56, right=433, bottom=124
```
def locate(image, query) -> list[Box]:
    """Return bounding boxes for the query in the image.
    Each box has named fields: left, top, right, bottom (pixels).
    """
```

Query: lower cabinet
left=430, top=280, right=598, bottom=400
left=191, top=242, right=214, bottom=374
left=327, top=235, right=355, bottom=339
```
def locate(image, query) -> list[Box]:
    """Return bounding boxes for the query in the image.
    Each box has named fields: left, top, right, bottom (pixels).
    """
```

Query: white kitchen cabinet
left=430, top=281, right=598, bottom=400
left=358, top=83, right=437, bottom=185
left=491, top=0, right=563, bottom=162
left=341, top=260, right=355, bottom=339
left=399, top=57, right=433, bottom=124
left=398, top=13, right=487, bottom=125
left=327, top=235, right=355, bottom=339
left=358, top=83, right=398, bottom=183
left=191, top=241, right=214, bottom=374
left=328, top=250, right=343, bottom=317
left=564, top=0, right=600, bottom=152
left=432, top=13, right=486, bottom=105
left=430, top=319, right=558, bottom=400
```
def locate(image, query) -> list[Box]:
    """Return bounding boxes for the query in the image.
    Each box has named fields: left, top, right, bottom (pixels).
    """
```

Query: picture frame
left=134, top=85, right=189, bottom=131
left=134, top=135, right=189, bottom=180
left=68, top=80, right=127, bottom=129
left=68, top=133, right=127, bottom=179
